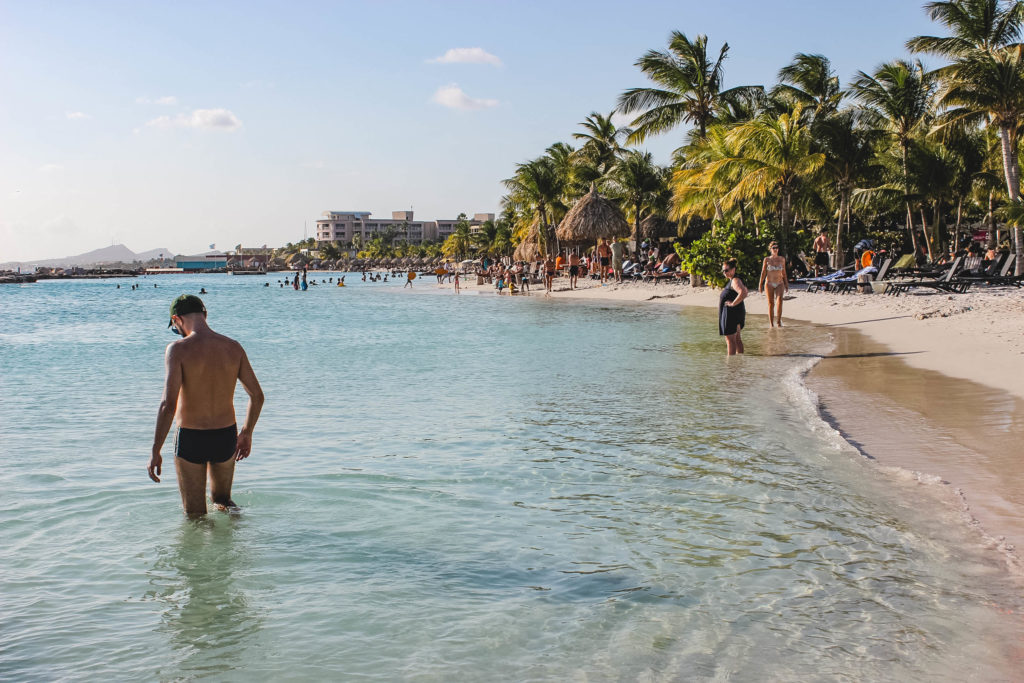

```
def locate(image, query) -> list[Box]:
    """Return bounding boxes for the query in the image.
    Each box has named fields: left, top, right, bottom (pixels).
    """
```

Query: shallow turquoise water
left=1, top=274, right=1022, bottom=681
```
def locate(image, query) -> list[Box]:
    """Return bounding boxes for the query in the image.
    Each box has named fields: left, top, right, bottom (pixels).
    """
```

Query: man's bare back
left=149, top=295, right=264, bottom=516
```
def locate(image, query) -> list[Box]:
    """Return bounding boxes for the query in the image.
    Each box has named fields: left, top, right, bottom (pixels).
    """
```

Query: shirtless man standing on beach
left=812, top=228, right=831, bottom=276
left=148, top=295, right=264, bottom=516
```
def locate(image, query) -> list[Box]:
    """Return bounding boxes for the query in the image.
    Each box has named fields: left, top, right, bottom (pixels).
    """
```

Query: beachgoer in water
left=719, top=258, right=748, bottom=356
left=568, top=252, right=580, bottom=289
left=813, top=227, right=831, bottom=276
left=149, top=295, right=264, bottom=516
left=117, top=284, right=120, bottom=289
left=199, top=288, right=207, bottom=294
left=758, top=242, right=788, bottom=328
left=405, top=269, right=416, bottom=288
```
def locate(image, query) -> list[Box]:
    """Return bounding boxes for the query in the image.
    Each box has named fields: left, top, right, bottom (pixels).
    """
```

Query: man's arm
left=149, top=343, right=183, bottom=482
left=233, top=347, right=265, bottom=461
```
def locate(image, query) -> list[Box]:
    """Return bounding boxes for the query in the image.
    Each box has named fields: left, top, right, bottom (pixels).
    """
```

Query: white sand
left=454, top=276, right=1024, bottom=401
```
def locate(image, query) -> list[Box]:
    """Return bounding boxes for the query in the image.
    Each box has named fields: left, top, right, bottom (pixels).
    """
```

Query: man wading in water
left=148, top=295, right=265, bottom=515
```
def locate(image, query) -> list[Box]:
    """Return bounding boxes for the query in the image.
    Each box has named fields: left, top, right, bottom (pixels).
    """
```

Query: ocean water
left=1, top=274, right=1022, bottom=682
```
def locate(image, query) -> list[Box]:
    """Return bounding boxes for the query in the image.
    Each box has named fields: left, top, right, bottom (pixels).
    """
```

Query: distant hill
left=0, top=244, right=178, bottom=270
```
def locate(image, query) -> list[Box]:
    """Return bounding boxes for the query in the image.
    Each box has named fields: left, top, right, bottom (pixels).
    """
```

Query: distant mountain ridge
left=1, top=244, right=178, bottom=269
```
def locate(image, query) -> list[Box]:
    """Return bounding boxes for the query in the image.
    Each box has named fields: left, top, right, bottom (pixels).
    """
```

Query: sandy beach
left=447, top=274, right=1024, bottom=568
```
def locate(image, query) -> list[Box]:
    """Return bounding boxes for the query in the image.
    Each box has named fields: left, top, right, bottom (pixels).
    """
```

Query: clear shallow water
left=2, top=274, right=1022, bottom=681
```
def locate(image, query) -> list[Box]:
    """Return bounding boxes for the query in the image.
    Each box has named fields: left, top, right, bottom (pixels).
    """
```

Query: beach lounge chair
left=827, top=259, right=890, bottom=293
left=951, top=254, right=1021, bottom=288
left=884, top=257, right=969, bottom=296
left=804, top=269, right=849, bottom=292
left=823, top=264, right=880, bottom=293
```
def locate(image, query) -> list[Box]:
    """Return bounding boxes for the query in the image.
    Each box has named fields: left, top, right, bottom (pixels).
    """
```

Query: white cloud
left=431, top=84, right=498, bottom=111
left=428, top=47, right=502, bottom=66
left=39, top=164, right=64, bottom=172
left=136, top=96, right=178, bottom=105
left=65, top=111, right=90, bottom=120
left=145, top=108, right=242, bottom=131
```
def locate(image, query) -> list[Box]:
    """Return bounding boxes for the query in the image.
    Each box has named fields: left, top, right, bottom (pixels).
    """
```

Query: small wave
left=786, top=331, right=1024, bottom=577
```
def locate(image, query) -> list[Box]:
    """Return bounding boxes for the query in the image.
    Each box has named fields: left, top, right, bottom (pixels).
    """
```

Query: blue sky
left=1, top=0, right=938, bottom=261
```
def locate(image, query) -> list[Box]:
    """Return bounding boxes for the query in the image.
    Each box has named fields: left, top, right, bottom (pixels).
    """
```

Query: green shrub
left=674, top=220, right=771, bottom=287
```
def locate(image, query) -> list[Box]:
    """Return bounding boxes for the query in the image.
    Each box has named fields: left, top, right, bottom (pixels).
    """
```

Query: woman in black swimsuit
left=719, top=258, right=748, bottom=355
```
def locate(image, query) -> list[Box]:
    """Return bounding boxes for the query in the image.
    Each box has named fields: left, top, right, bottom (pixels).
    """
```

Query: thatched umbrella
left=514, top=220, right=543, bottom=262
left=555, top=183, right=630, bottom=245
left=640, top=215, right=677, bottom=241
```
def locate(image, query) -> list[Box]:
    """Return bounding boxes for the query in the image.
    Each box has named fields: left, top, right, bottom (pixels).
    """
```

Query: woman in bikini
left=758, top=242, right=789, bottom=328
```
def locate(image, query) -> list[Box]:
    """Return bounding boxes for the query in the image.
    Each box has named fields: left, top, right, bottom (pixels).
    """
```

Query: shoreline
left=442, top=275, right=1024, bottom=569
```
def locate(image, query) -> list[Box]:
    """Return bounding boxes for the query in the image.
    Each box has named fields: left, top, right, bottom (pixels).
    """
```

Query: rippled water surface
left=2, top=274, right=1022, bottom=681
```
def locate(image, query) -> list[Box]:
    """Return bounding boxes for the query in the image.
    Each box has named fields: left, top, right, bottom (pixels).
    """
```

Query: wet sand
left=806, top=327, right=1024, bottom=566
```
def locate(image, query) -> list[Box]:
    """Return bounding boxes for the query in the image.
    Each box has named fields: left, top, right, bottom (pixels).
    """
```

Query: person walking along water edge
left=719, top=259, right=747, bottom=356
left=758, top=242, right=789, bottom=328
left=149, top=295, right=264, bottom=516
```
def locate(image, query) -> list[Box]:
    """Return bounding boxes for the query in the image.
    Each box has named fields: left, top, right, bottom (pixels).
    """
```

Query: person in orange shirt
left=555, top=252, right=565, bottom=275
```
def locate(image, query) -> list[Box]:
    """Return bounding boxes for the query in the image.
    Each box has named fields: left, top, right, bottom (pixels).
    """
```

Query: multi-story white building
left=315, top=211, right=495, bottom=245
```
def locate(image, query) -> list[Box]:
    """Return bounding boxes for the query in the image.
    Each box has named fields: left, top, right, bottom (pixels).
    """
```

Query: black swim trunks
left=600, top=257, right=610, bottom=267
left=175, top=424, right=237, bottom=464
left=569, top=265, right=579, bottom=276
left=815, top=252, right=830, bottom=267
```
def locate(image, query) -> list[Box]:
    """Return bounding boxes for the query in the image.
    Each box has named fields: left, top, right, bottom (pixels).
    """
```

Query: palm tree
left=939, top=45, right=1024, bottom=270
left=572, top=111, right=626, bottom=176
left=503, top=156, right=564, bottom=255
left=688, top=106, right=825, bottom=235
left=816, top=110, right=882, bottom=266
left=850, top=60, right=937, bottom=251
left=605, top=150, right=666, bottom=257
left=774, top=53, right=845, bottom=117
left=442, top=215, right=473, bottom=260
left=617, top=31, right=760, bottom=142
left=907, top=0, right=1024, bottom=57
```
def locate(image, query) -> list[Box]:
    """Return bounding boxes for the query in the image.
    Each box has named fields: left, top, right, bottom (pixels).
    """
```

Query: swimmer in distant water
left=405, top=270, right=416, bottom=288
left=200, top=288, right=207, bottom=294
left=149, top=295, right=264, bottom=516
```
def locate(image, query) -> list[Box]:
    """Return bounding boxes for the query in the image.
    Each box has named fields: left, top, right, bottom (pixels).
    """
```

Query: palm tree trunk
left=998, top=124, right=1024, bottom=274
left=780, top=193, right=791, bottom=238
left=634, top=200, right=642, bottom=262
left=953, top=197, right=963, bottom=253
left=920, top=208, right=933, bottom=262
left=902, top=144, right=918, bottom=254
left=988, top=190, right=998, bottom=248
left=835, top=191, right=848, bottom=270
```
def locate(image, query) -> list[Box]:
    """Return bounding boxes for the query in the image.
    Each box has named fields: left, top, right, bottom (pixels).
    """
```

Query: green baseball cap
left=168, top=294, right=207, bottom=327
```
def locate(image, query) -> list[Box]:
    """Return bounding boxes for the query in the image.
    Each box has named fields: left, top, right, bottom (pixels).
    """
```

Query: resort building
left=175, top=254, right=228, bottom=271
left=315, top=211, right=495, bottom=245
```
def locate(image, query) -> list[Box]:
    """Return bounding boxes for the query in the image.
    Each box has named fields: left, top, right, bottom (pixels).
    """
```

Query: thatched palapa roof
left=555, top=183, right=630, bottom=243
left=513, top=220, right=543, bottom=261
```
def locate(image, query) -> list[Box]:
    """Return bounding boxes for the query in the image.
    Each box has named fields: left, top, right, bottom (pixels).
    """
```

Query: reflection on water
left=147, top=515, right=261, bottom=679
